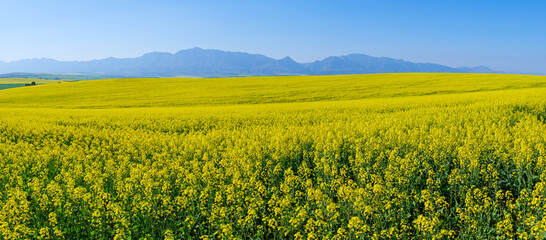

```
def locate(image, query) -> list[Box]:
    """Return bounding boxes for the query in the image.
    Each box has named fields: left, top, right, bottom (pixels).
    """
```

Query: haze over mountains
left=0, top=47, right=499, bottom=78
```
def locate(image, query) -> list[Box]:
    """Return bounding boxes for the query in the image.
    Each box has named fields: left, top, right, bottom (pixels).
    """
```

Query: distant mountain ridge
left=0, top=47, right=499, bottom=77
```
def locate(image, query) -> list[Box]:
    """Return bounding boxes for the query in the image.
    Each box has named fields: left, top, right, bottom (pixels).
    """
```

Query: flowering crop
left=1, top=73, right=546, bottom=239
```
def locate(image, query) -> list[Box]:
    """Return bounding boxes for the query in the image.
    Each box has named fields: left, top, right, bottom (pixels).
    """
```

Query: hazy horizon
left=1, top=1, right=545, bottom=74
left=0, top=47, right=496, bottom=67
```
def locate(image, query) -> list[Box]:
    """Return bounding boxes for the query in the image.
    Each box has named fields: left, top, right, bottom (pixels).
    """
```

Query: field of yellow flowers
left=1, top=73, right=546, bottom=239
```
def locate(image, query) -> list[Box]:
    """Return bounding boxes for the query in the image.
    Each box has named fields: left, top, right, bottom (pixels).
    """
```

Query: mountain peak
left=142, top=52, right=173, bottom=58
left=280, top=56, right=296, bottom=62
left=175, top=47, right=207, bottom=55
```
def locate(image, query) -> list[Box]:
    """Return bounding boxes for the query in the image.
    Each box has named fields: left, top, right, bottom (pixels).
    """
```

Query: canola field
left=1, top=73, right=546, bottom=239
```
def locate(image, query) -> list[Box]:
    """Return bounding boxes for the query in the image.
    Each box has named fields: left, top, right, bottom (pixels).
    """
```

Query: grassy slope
left=0, top=84, right=24, bottom=90
left=0, top=73, right=545, bottom=108
left=0, top=78, right=67, bottom=84
left=0, top=78, right=69, bottom=91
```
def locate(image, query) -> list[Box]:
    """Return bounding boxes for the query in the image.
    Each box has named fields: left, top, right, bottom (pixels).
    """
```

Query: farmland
left=1, top=73, right=546, bottom=239
left=0, top=78, right=68, bottom=91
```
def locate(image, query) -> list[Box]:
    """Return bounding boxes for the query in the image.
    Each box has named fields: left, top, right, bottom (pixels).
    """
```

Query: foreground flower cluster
left=1, top=86, right=546, bottom=239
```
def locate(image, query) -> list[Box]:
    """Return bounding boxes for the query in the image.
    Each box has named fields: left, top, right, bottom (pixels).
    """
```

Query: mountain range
left=0, top=48, right=498, bottom=78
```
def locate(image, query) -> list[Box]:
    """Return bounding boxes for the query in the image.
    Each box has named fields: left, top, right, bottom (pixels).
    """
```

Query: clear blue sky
left=1, top=0, right=545, bottom=73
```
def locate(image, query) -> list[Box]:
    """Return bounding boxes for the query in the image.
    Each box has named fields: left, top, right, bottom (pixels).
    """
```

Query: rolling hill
left=0, top=73, right=542, bottom=108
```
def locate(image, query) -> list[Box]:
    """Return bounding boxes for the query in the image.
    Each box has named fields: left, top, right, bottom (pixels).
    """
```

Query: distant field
left=1, top=73, right=546, bottom=239
left=0, top=78, right=67, bottom=84
left=0, top=73, right=545, bottom=108
left=0, top=72, right=116, bottom=80
left=0, top=78, right=68, bottom=90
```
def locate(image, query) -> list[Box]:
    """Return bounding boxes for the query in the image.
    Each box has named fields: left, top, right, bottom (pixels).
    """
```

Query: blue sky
left=0, top=0, right=545, bottom=73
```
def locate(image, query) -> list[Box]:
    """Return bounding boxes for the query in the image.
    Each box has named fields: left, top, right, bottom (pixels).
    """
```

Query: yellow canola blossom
left=0, top=73, right=545, bottom=239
